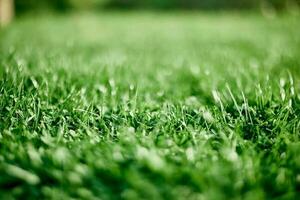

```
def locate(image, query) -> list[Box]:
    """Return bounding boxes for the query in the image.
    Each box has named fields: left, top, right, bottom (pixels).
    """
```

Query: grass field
left=0, top=12, right=300, bottom=199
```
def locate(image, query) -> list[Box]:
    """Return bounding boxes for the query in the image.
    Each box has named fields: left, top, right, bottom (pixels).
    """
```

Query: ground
left=0, top=12, right=300, bottom=200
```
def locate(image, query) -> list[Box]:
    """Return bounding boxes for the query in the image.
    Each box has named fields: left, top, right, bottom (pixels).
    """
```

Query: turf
left=0, top=12, right=300, bottom=200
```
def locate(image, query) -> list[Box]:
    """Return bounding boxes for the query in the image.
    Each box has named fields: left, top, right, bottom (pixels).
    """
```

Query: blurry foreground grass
left=0, top=12, right=300, bottom=199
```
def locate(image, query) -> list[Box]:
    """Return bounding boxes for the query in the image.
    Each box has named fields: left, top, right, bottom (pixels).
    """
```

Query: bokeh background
left=14, top=0, right=300, bottom=13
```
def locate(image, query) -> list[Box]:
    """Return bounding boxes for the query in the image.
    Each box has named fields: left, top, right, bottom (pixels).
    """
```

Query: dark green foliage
left=14, top=0, right=300, bottom=12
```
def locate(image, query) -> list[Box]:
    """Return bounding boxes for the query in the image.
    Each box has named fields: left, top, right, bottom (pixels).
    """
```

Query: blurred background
left=12, top=0, right=300, bottom=13
left=0, top=0, right=299, bottom=26
left=0, top=0, right=298, bottom=26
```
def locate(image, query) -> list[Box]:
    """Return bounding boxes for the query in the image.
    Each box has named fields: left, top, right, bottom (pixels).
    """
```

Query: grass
left=0, top=12, right=300, bottom=200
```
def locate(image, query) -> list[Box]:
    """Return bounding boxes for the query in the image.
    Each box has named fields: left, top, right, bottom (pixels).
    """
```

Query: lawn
left=0, top=12, right=300, bottom=199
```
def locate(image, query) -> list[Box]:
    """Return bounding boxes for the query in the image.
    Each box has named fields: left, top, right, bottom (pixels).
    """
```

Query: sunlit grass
left=0, top=12, right=300, bottom=199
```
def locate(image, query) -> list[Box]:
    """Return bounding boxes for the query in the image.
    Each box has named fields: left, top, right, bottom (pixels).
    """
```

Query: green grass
left=0, top=12, right=300, bottom=200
